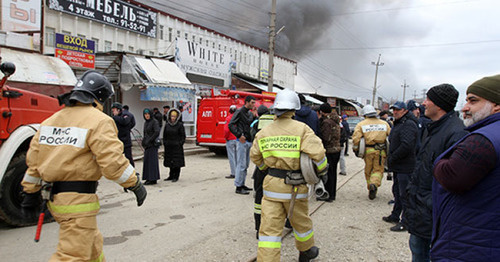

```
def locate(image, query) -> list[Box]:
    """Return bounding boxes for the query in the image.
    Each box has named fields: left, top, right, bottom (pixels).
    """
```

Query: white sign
left=175, top=37, right=231, bottom=87
left=1, top=0, right=41, bottom=32
left=361, top=124, right=388, bottom=133
left=39, top=126, right=89, bottom=148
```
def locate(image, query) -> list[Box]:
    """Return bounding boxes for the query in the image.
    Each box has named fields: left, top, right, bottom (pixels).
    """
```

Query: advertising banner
left=55, top=33, right=95, bottom=69
left=47, top=0, right=156, bottom=37
left=1, top=0, right=41, bottom=32
left=175, top=37, right=231, bottom=87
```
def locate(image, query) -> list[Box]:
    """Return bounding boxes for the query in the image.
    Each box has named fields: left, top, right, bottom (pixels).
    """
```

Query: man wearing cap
left=111, top=102, right=136, bottom=167
left=404, top=84, right=467, bottom=262
left=382, top=101, right=418, bottom=232
left=431, top=75, right=500, bottom=261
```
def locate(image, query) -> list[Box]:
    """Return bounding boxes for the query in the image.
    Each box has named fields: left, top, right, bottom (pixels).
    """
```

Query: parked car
left=346, top=116, right=364, bottom=137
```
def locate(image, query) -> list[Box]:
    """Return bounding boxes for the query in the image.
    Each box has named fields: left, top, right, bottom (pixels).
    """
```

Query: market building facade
left=36, top=0, right=297, bottom=136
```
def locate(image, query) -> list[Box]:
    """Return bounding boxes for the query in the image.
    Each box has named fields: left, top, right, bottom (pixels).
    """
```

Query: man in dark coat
left=431, top=75, right=500, bottom=261
left=228, top=95, right=255, bottom=194
left=295, top=94, right=319, bottom=135
left=382, top=101, right=418, bottom=232
left=318, top=103, right=341, bottom=202
left=112, top=102, right=136, bottom=166
left=404, top=84, right=467, bottom=262
left=163, top=108, right=186, bottom=182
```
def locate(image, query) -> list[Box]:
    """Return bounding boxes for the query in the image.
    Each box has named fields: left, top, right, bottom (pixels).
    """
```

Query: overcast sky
left=141, top=0, right=500, bottom=108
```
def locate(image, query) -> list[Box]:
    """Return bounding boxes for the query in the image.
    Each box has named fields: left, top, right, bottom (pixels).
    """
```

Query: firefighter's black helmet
left=71, top=70, right=114, bottom=105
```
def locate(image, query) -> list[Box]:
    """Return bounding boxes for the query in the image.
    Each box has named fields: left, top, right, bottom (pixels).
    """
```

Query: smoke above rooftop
left=138, top=0, right=344, bottom=59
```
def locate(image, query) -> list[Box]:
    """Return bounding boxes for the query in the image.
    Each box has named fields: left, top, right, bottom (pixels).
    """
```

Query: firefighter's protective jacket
left=352, top=117, right=391, bottom=149
left=22, top=103, right=137, bottom=194
left=250, top=111, right=327, bottom=180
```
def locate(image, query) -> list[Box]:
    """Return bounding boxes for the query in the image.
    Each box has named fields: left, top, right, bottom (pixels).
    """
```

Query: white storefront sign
left=1, top=0, right=41, bottom=32
left=175, top=37, right=231, bottom=88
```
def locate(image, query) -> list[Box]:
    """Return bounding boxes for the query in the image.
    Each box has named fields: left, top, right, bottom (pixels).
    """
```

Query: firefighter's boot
left=299, top=246, right=319, bottom=262
left=369, top=184, right=377, bottom=200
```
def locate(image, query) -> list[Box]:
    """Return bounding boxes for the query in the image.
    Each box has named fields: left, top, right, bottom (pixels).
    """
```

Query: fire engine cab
left=196, top=89, right=275, bottom=154
left=0, top=48, right=76, bottom=226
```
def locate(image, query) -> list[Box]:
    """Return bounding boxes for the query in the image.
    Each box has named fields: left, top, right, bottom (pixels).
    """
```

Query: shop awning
left=0, top=47, right=77, bottom=86
left=120, top=55, right=194, bottom=101
left=140, top=85, right=195, bottom=101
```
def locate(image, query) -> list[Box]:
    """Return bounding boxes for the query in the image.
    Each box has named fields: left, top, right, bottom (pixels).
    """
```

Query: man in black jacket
left=229, top=95, right=256, bottom=194
left=382, top=101, right=418, bottom=232
left=404, top=84, right=467, bottom=262
left=112, top=102, right=136, bottom=167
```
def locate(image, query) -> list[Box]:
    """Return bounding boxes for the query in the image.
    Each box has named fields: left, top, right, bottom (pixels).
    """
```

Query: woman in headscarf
left=142, top=108, right=160, bottom=185
left=163, top=108, right=186, bottom=182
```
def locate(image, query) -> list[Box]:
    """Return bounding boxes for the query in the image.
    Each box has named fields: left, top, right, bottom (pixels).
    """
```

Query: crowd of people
left=19, top=70, right=499, bottom=261
left=111, top=103, right=187, bottom=185
left=352, top=79, right=500, bottom=262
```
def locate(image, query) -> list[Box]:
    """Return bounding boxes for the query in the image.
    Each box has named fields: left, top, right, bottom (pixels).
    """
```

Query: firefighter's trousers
left=363, top=148, right=386, bottom=189
left=253, top=167, right=267, bottom=232
left=48, top=193, right=104, bottom=262
left=257, top=177, right=314, bottom=262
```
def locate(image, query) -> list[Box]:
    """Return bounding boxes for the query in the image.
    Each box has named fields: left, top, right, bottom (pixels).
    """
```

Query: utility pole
left=267, top=0, right=277, bottom=92
left=422, top=89, right=427, bottom=100
left=371, top=54, right=384, bottom=106
left=401, top=80, right=409, bottom=102
left=413, top=90, right=417, bottom=99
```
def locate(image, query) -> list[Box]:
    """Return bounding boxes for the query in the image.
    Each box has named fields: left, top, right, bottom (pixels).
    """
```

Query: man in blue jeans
left=404, top=84, right=467, bottom=261
left=229, top=95, right=256, bottom=194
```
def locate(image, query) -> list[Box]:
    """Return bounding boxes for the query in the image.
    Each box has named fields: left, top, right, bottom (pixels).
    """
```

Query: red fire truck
left=196, top=89, right=275, bottom=154
left=0, top=48, right=75, bottom=226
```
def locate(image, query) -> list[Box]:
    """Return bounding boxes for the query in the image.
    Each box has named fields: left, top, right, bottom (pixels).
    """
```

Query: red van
left=196, top=89, right=275, bottom=154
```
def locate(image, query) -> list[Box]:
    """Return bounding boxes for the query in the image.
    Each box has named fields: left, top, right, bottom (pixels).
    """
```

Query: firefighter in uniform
left=250, top=89, right=328, bottom=262
left=21, top=70, right=147, bottom=262
left=352, top=104, right=391, bottom=200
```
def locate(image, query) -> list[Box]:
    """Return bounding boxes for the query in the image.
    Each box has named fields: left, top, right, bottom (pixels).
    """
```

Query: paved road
left=0, top=146, right=411, bottom=261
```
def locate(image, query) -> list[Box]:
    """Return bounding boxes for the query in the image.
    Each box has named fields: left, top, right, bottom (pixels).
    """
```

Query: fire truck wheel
left=0, top=153, right=53, bottom=227
left=209, top=147, right=227, bottom=156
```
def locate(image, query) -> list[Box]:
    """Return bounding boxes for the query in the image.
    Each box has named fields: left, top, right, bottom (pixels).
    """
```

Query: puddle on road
left=103, top=236, right=127, bottom=245
left=122, top=229, right=142, bottom=237
left=170, top=214, right=185, bottom=220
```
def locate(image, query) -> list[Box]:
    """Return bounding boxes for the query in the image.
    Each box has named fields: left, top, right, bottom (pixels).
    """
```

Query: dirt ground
left=0, top=145, right=411, bottom=261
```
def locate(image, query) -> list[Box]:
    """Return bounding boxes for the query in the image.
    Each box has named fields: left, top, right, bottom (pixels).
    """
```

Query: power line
left=149, top=0, right=267, bottom=36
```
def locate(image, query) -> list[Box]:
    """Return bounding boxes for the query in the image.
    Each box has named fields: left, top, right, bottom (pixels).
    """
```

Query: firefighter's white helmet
left=273, top=89, right=300, bottom=116
left=362, top=105, right=377, bottom=117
